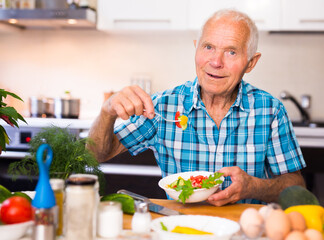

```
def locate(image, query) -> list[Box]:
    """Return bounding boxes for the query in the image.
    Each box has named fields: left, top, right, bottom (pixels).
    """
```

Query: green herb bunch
left=175, top=172, right=224, bottom=204
left=0, top=89, right=26, bottom=151
left=8, top=126, right=106, bottom=195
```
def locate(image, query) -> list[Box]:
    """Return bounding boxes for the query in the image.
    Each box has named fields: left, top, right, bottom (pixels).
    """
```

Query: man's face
left=195, top=17, right=252, bottom=98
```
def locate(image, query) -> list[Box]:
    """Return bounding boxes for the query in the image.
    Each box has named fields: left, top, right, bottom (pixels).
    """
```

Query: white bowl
left=0, top=221, right=33, bottom=240
left=158, top=171, right=224, bottom=203
left=151, top=215, right=240, bottom=240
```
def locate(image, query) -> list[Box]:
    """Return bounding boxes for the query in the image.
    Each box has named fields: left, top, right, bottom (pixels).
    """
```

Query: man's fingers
left=207, top=190, right=233, bottom=206
left=133, top=86, right=154, bottom=119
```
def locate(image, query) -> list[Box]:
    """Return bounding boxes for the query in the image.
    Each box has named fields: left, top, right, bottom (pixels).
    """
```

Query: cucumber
left=169, top=177, right=185, bottom=188
left=278, top=185, right=320, bottom=210
left=177, top=178, right=185, bottom=187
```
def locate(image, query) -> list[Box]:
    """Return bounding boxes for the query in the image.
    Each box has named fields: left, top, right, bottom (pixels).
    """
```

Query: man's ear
left=193, top=40, right=197, bottom=48
left=245, top=52, right=261, bottom=73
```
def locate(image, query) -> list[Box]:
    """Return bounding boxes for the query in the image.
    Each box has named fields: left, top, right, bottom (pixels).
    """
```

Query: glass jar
left=49, top=178, right=64, bottom=237
left=68, top=173, right=100, bottom=237
left=97, top=201, right=123, bottom=238
left=65, top=176, right=96, bottom=240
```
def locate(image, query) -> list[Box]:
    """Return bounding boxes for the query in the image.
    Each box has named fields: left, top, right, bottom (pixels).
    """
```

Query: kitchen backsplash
left=0, top=29, right=323, bottom=121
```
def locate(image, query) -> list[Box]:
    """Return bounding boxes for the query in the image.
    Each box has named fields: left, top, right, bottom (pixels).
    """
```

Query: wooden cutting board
left=123, top=199, right=263, bottom=229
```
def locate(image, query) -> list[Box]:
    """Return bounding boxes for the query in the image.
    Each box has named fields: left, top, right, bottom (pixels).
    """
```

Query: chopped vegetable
left=171, top=226, right=213, bottom=235
left=167, top=172, right=224, bottom=204
left=160, top=221, right=168, bottom=231
left=175, top=111, right=188, bottom=130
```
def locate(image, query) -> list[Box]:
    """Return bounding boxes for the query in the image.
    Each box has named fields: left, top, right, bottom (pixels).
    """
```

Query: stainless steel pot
left=29, top=96, right=45, bottom=117
left=45, top=98, right=55, bottom=118
left=54, top=98, right=80, bottom=119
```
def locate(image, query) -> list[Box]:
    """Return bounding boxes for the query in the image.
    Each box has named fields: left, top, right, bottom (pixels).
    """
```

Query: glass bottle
left=65, top=176, right=96, bottom=240
left=49, top=178, right=64, bottom=237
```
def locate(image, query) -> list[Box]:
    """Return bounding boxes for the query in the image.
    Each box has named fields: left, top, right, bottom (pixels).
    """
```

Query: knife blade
left=117, top=189, right=184, bottom=216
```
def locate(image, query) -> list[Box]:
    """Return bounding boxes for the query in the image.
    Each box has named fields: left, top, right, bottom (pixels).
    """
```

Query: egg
left=259, top=203, right=282, bottom=221
left=304, top=229, right=324, bottom=240
left=287, top=211, right=306, bottom=231
left=259, top=205, right=271, bottom=220
left=265, top=209, right=291, bottom=240
left=285, top=231, right=307, bottom=240
left=239, top=207, right=264, bottom=239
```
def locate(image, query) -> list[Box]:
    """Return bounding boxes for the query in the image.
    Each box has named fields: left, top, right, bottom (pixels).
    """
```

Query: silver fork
left=143, top=110, right=180, bottom=122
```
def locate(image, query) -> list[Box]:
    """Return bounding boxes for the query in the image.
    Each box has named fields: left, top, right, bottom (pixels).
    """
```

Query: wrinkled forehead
left=201, top=16, right=250, bottom=48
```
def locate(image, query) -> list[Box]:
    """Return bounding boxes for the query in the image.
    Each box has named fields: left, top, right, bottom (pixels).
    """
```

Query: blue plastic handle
left=32, top=144, right=56, bottom=209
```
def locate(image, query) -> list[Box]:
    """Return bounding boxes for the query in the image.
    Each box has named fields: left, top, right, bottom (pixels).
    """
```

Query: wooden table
left=123, top=199, right=263, bottom=229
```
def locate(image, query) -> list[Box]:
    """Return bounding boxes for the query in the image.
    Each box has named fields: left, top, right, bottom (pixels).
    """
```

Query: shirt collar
left=185, top=78, right=250, bottom=114
left=233, top=80, right=250, bottom=112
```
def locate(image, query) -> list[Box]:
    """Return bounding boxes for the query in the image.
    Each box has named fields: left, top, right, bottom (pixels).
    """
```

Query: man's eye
left=205, top=45, right=212, bottom=50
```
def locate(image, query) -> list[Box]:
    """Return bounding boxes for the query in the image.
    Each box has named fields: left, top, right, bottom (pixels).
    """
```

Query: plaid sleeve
left=114, top=115, right=158, bottom=156
left=266, top=103, right=306, bottom=175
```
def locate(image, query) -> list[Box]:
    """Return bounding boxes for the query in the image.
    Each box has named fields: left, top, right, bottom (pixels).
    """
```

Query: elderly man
left=88, top=9, right=306, bottom=205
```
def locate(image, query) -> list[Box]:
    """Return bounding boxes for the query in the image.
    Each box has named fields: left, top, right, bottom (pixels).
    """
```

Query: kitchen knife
left=117, top=189, right=184, bottom=216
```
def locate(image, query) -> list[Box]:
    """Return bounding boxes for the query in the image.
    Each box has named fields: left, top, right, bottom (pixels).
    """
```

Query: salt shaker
left=131, top=202, right=152, bottom=233
left=65, top=176, right=96, bottom=240
left=97, top=201, right=123, bottom=238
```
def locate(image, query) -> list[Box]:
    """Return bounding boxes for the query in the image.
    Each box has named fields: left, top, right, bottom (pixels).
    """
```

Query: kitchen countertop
left=19, top=117, right=94, bottom=129
left=20, top=199, right=262, bottom=240
left=122, top=199, right=262, bottom=230
left=293, top=126, right=324, bottom=148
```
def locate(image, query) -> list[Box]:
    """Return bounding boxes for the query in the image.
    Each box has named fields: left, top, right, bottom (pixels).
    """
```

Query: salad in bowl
left=158, top=171, right=224, bottom=204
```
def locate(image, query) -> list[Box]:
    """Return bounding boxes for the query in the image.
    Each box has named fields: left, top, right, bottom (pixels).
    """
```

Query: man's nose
left=209, top=52, right=224, bottom=68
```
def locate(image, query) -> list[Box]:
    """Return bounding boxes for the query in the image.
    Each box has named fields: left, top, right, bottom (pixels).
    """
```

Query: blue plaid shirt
left=114, top=78, right=306, bottom=203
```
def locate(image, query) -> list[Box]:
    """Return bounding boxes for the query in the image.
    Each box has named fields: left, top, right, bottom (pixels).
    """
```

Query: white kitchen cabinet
left=187, top=0, right=281, bottom=31
left=281, top=0, right=324, bottom=31
left=97, top=0, right=187, bottom=31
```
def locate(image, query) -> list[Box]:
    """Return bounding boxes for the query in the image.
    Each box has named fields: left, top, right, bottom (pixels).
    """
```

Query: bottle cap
left=32, top=144, right=56, bottom=209
left=50, top=178, right=64, bottom=190
left=66, top=176, right=96, bottom=186
left=136, top=202, right=149, bottom=213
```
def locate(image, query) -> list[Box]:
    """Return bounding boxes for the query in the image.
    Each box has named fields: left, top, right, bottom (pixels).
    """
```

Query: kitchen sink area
left=291, top=123, right=324, bottom=205
left=292, top=121, right=324, bottom=128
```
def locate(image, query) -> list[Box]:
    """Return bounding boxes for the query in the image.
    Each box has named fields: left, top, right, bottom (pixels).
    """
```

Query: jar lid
left=99, top=201, right=122, bottom=211
left=66, top=176, right=96, bottom=186
left=50, top=178, right=65, bottom=190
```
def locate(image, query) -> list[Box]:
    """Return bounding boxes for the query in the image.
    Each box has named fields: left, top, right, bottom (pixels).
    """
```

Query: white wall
left=0, top=29, right=323, bottom=121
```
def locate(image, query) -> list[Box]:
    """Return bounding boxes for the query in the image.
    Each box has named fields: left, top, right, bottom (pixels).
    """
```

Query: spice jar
left=97, top=201, right=123, bottom=238
left=131, top=202, right=151, bottom=233
left=65, top=176, right=96, bottom=240
left=49, top=178, right=64, bottom=237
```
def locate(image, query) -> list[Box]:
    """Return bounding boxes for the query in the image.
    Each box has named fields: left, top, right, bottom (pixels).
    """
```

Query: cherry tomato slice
left=175, top=111, right=182, bottom=128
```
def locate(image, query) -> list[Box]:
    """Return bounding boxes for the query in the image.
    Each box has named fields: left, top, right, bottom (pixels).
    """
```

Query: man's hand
left=207, top=167, right=305, bottom=206
left=102, top=85, right=155, bottom=120
left=207, top=166, right=253, bottom=206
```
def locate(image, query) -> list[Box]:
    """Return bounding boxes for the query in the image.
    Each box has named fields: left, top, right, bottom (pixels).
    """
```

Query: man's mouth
left=207, top=73, right=225, bottom=79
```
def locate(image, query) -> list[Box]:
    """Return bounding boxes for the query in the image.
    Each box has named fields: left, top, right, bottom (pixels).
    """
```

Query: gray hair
left=197, top=9, right=259, bottom=60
